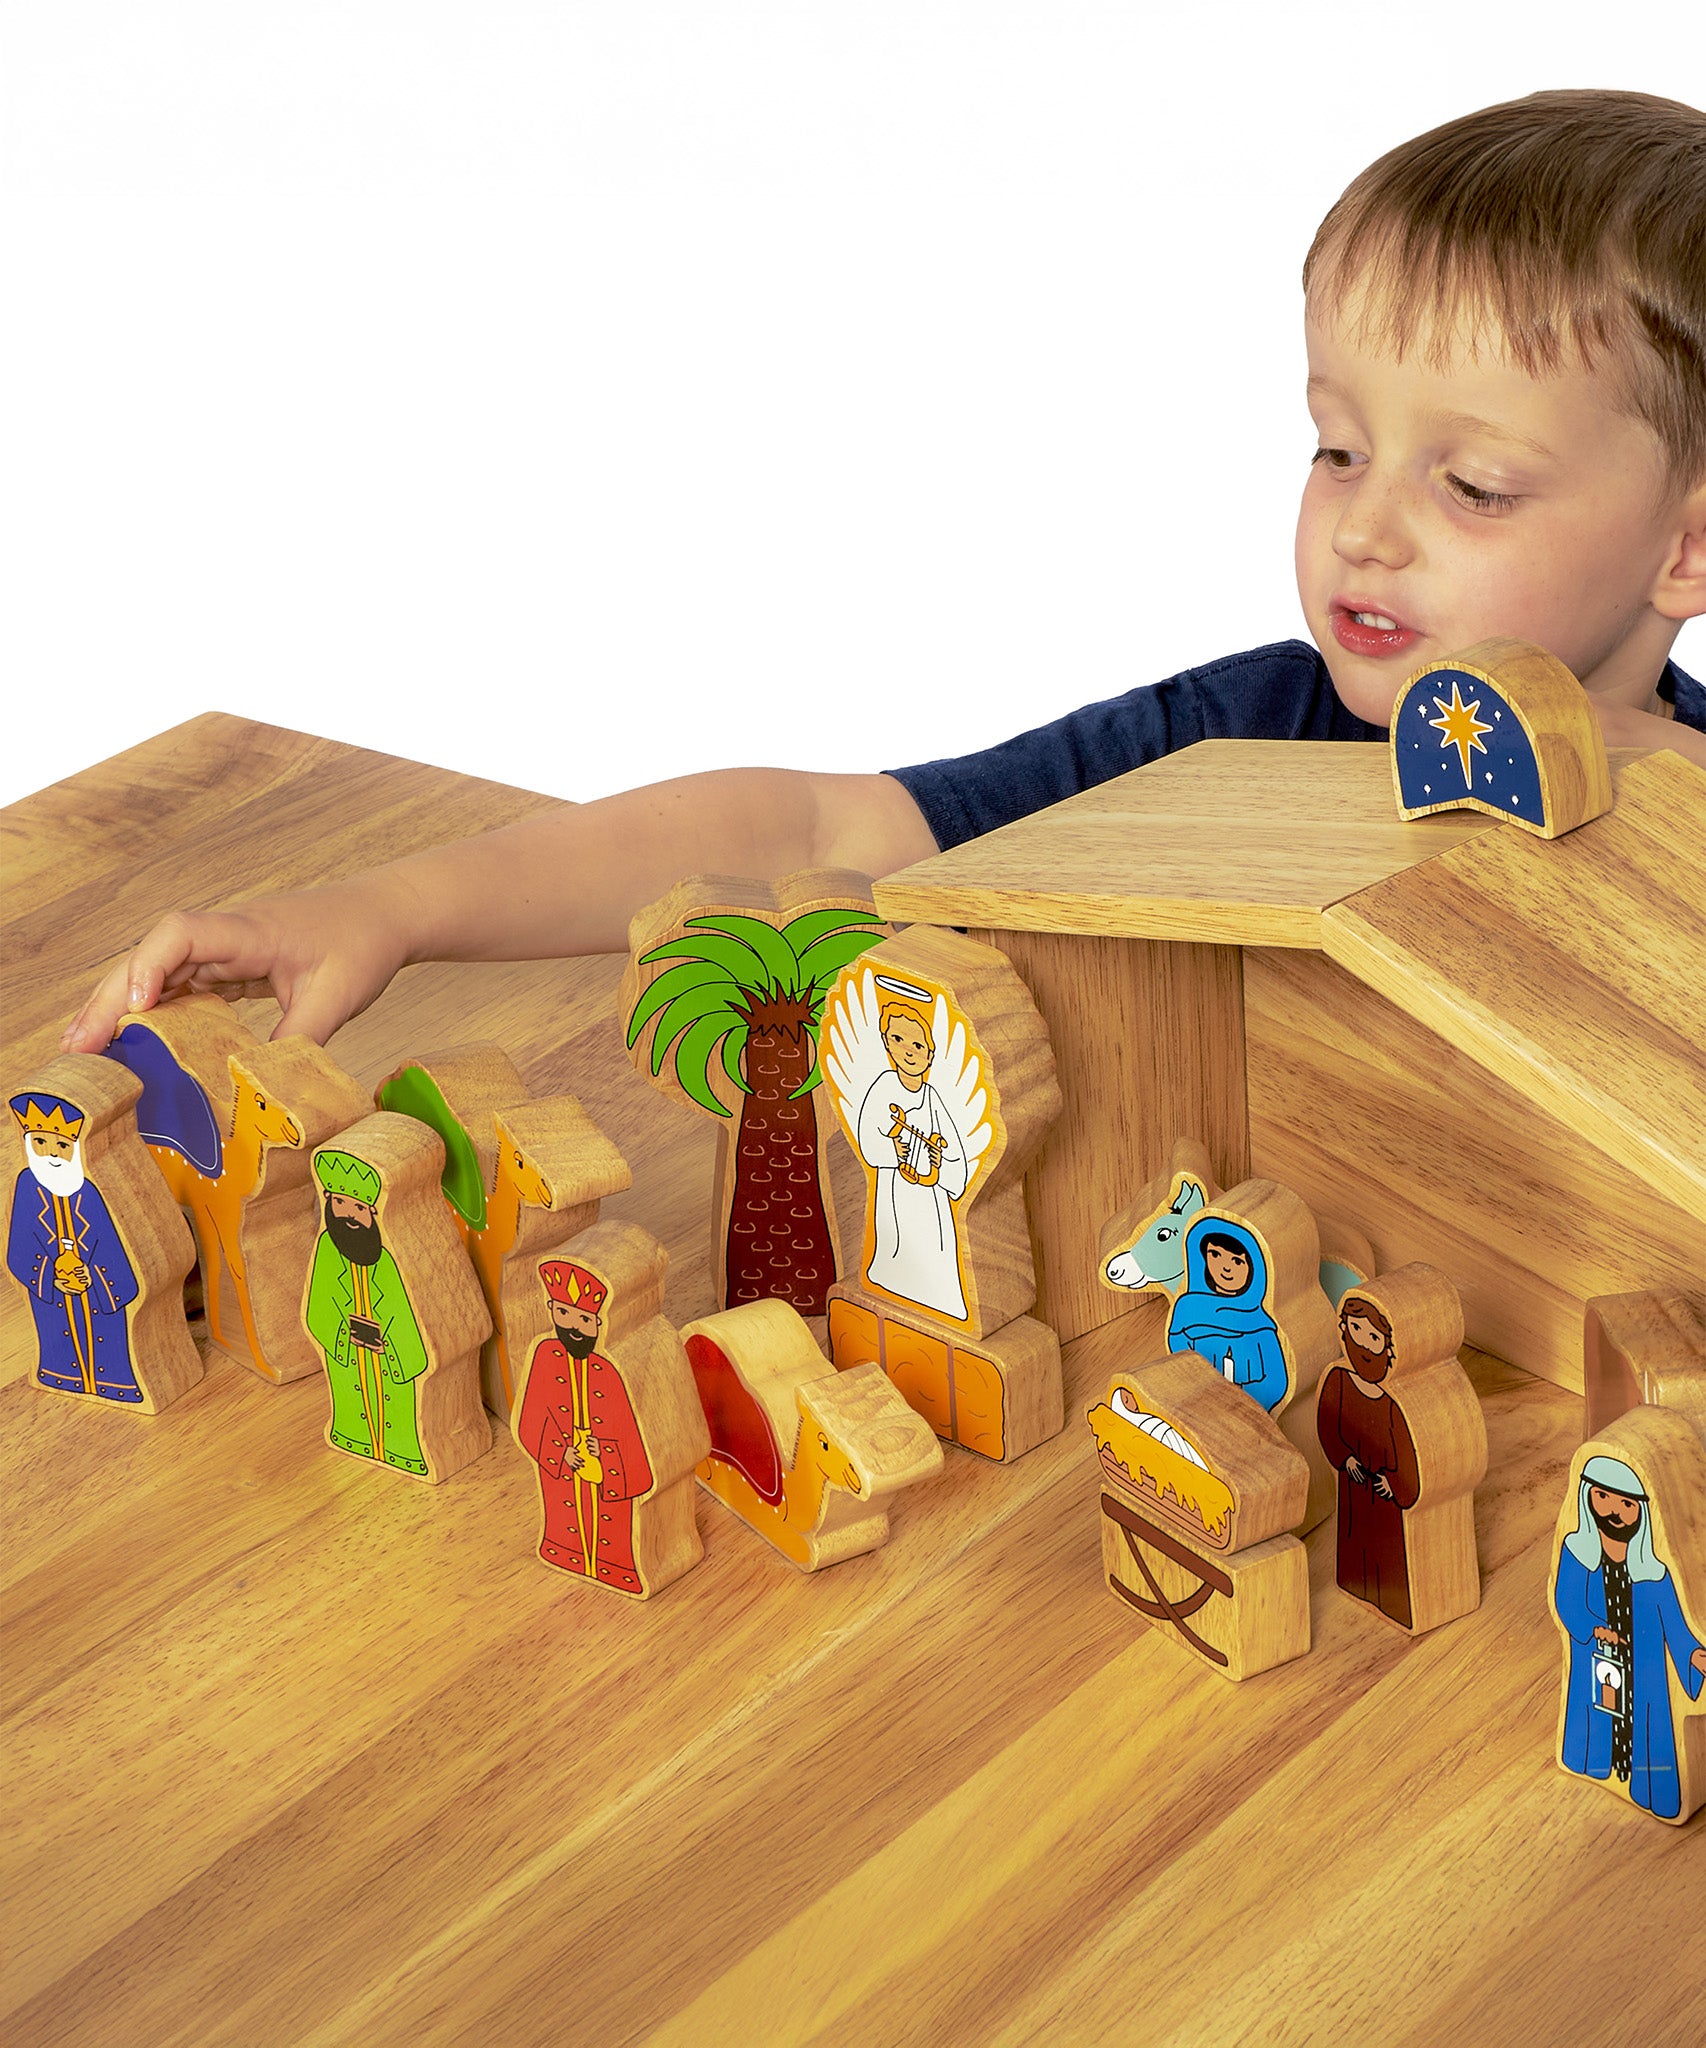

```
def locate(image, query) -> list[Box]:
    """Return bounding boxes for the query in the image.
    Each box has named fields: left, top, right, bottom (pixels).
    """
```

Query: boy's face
left=1296, top=285, right=1689, bottom=726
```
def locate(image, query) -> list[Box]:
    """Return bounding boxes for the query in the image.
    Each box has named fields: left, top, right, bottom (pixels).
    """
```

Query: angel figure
left=824, top=970, right=992, bottom=1323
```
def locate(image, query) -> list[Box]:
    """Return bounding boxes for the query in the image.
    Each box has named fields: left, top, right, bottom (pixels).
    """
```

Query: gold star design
left=1428, top=679, right=1493, bottom=788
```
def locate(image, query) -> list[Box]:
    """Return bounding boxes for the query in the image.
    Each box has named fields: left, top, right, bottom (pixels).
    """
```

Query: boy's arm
left=63, top=766, right=939, bottom=1052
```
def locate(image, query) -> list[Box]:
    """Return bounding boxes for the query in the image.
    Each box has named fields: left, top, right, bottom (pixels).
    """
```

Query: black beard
left=325, top=1202, right=383, bottom=1267
left=553, top=1323, right=598, bottom=1359
left=1590, top=1500, right=1642, bottom=1543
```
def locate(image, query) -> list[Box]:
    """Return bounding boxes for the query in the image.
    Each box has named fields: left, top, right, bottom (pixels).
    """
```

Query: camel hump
left=802, top=1363, right=945, bottom=1493
left=104, top=1024, right=223, bottom=1177
left=376, top=1063, right=487, bottom=1228
left=686, top=1329, right=786, bottom=1506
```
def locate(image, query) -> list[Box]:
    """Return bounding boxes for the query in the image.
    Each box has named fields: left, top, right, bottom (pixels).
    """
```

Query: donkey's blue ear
left=1171, top=1177, right=1206, bottom=1216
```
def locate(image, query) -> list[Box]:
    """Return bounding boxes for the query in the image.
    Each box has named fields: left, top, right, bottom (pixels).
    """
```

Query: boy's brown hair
left=1303, top=90, right=1706, bottom=493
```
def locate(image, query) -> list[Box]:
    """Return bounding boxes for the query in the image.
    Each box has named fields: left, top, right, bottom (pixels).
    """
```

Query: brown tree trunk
left=724, top=994, right=838, bottom=1313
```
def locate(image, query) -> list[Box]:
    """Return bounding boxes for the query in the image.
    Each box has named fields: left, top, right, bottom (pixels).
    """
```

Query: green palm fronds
left=626, top=904, right=883, bottom=1116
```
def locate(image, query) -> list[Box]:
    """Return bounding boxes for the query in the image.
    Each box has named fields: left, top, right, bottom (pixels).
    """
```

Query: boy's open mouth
left=1330, top=601, right=1421, bottom=658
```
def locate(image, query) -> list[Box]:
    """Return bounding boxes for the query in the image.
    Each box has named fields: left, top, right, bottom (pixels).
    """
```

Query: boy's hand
left=57, top=764, right=938, bottom=1057
left=1590, top=696, right=1706, bottom=769
left=60, top=875, right=417, bottom=1053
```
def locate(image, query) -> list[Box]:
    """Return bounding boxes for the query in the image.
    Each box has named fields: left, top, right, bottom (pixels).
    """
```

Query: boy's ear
left=1653, top=482, right=1706, bottom=623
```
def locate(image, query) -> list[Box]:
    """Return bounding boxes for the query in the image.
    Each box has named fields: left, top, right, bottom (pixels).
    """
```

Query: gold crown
left=12, top=1097, right=84, bottom=1139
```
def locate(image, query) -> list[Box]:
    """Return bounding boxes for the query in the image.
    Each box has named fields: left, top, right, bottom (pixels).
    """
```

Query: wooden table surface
left=3, top=716, right=1701, bottom=2048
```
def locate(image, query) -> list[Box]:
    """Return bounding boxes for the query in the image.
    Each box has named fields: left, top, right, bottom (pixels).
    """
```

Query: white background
left=5, top=5, right=1701, bottom=811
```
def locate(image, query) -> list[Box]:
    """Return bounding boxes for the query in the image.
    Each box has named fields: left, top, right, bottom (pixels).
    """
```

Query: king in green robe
left=304, top=1149, right=430, bottom=1476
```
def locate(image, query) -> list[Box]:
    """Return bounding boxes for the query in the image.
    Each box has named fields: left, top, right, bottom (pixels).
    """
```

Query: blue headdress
left=1563, top=1453, right=1664, bottom=1584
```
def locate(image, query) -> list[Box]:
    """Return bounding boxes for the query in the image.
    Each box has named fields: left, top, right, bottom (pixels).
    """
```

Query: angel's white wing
left=822, top=966, right=892, bottom=1137
left=928, top=991, right=995, bottom=1190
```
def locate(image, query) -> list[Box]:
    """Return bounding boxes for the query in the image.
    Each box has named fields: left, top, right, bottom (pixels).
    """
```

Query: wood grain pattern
left=1246, top=947, right=1706, bottom=1394
left=873, top=740, right=1499, bottom=946
left=875, top=739, right=1698, bottom=1375
left=1323, top=749, right=1706, bottom=1220
left=3, top=719, right=1702, bottom=2048
left=985, top=927, right=1250, bottom=1347
left=1101, top=1508, right=1310, bottom=1683
left=1093, top=1347, right=1310, bottom=1681
left=1583, top=1287, right=1706, bottom=1443
left=1098, top=1134, right=1218, bottom=1302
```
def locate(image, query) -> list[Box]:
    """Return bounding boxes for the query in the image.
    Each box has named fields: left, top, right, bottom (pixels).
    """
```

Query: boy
left=63, top=90, right=1706, bottom=1055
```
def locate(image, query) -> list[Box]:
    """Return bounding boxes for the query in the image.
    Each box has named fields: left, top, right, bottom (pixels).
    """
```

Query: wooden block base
left=1277, top=1384, right=1335, bottom=1536
left=826, top=1284, right=1063, bottom=1463
left=1100, top=1491, right=1309, bottom=1683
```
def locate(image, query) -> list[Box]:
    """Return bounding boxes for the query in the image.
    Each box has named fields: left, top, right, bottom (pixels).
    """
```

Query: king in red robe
left=516, top=1259, right=654, bottom=1596
left=1317, top=1295, right=1422, bottom=1628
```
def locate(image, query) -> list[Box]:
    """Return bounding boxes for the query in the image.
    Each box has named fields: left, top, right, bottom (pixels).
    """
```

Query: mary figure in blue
left=1165, top=1217, right=1289, bottom=1414
left=1553, top=1451, right=1705, bottom=1821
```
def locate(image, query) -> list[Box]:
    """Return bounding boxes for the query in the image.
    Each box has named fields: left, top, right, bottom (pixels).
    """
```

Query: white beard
left=25, top=1143, right=86, bottom=1198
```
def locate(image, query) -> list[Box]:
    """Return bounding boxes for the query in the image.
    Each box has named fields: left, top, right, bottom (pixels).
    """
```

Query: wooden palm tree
left=624, top=879, right=884, bottom=1313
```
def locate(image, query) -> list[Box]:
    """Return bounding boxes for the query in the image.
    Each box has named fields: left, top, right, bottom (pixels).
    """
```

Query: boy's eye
left=1445, top=472, right=1518, bottom=512
left=1311, top=446, right=1361, bottom=474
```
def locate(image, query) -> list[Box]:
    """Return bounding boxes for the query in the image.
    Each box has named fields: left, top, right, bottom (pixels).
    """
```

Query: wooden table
left=2, top=717, right=1700, bottom=2048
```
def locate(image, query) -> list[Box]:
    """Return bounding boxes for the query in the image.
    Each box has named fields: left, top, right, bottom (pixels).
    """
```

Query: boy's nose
left=1332, top=477, right=1413, bottom=570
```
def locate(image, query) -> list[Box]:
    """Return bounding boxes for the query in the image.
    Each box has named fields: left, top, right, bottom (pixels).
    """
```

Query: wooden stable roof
left=1326, top=750, right=1706, bottom=1222
left=873, top=741, right=1499, bottom=947
left=875, top=740, right=1706, bottom=1223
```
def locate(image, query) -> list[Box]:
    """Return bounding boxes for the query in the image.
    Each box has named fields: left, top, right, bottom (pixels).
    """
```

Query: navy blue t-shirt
left=887, top=638, right=1706, bottom=851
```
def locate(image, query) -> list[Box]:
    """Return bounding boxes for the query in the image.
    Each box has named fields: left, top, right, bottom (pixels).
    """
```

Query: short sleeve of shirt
left=1660, top=657, right=1705, bottom=733
left=885, top=639, right=1382, bottom=850
left=889, top=644, right=1706, bottom=851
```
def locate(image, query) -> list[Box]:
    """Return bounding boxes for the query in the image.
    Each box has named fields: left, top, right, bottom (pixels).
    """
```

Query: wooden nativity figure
left=511, top=1222, right=710, bottom=1600
left=1551, top=1409, right=1706, bottom=1824
left=7, top=1057, right=201, bottom=1413
left=302, top=1115, right=491, bottom=1484
left=1315, top=1265, right=1486, bottom=1635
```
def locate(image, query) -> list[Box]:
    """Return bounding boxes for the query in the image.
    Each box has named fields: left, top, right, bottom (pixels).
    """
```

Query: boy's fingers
left=271, top=979, right=354, bottom=1049
left=60, top=961, right=135, bottom=1052
left=60, top=910, right=271, bottom=1053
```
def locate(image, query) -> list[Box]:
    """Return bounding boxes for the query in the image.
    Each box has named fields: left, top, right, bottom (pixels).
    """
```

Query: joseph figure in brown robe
left=1316, top=1297, right=1422, bottom=1628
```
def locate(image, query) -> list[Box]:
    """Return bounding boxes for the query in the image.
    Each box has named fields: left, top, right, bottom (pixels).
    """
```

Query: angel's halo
left=872, top=975, right=934, bottom=1003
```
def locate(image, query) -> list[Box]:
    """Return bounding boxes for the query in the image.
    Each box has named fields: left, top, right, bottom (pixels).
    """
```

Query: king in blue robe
left=6, top=1090, right=143, bottom=1402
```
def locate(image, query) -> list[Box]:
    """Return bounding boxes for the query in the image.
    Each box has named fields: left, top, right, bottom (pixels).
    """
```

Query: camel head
left=228, top=1057, right=303, bottom=1149
left=796, top=1391, right=863, bottom=1498
left=493, top=1114, right=553, bottom=1210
